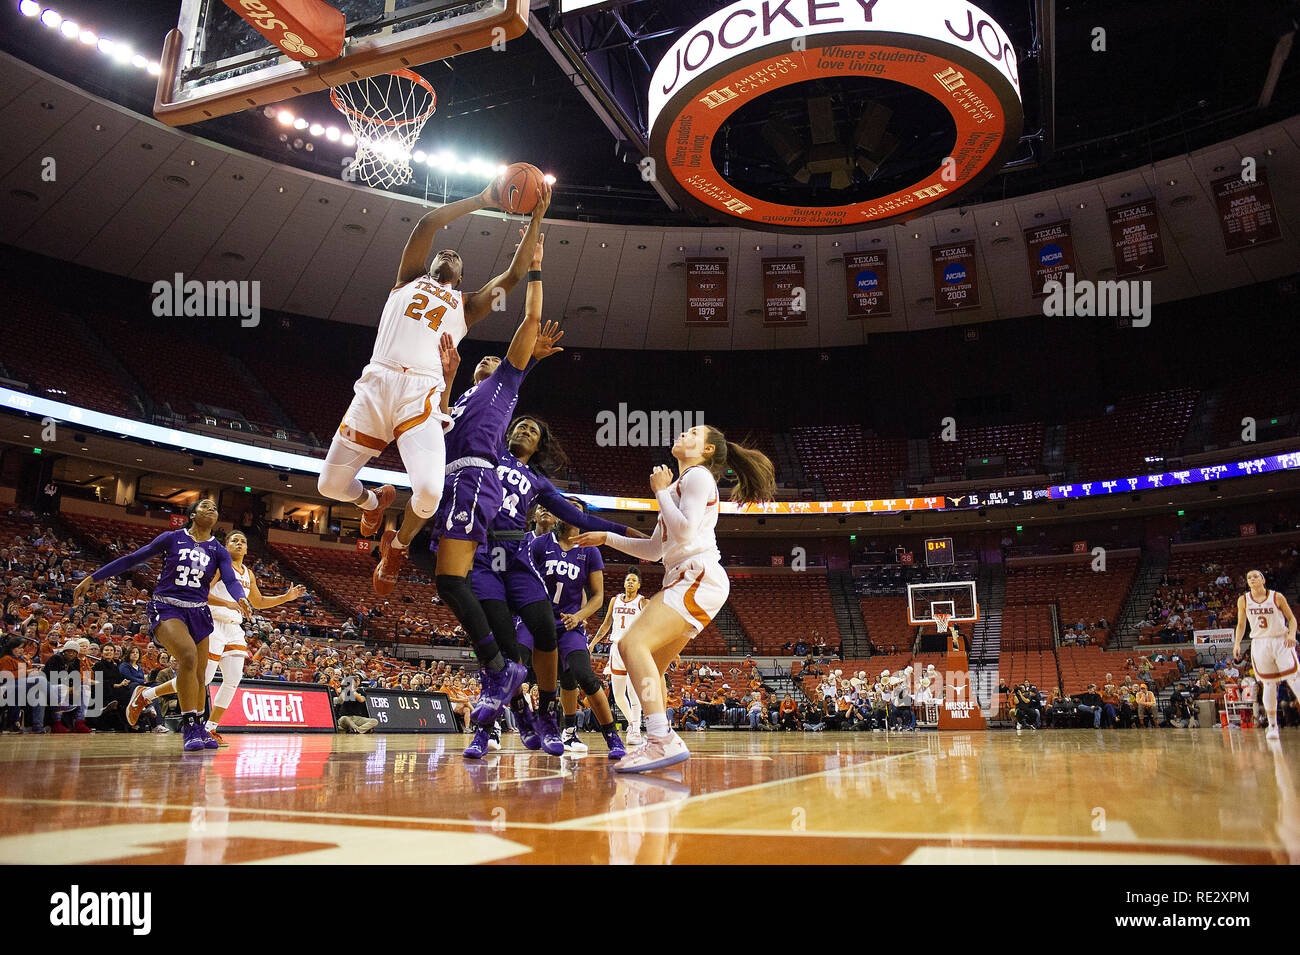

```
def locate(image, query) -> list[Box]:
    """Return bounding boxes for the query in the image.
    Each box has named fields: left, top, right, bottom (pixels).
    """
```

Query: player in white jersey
left=1234, top=569, right=1300, bottom=740
left=126, top=532, right=305, bottom=744
left=316, top=177, right=550, bottom=597
left=575, top=424, right=775, bottom=772
left=592, top=567, right=649, bottom=744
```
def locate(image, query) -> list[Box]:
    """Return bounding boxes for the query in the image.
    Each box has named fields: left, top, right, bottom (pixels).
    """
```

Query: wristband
left=526, top=270, right=542, bottom=283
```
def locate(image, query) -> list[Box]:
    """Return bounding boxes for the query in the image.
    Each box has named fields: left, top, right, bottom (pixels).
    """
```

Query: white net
left=331, top=70, right=436, bottom=189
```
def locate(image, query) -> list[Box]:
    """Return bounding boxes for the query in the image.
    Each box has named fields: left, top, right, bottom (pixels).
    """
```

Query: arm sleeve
left=215, top=548, right=247, bottom=603
left=604, top=522, right=666, bottom=562
left=654, top=467, right=713, bottom=541
left=538, top=482, right=626, bottom=535
left=90, top=532, right=171, bottom=583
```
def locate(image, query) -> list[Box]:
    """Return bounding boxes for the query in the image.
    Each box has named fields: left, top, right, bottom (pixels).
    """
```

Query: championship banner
left=1107, top=199, right=1167, bottom=278
left=685, top=257, right=729, bottom=325
left=1213, top=172, right=1282, bottom=253
left=932, top=244, right=980, bottom=312
left=209, top=680, right=336, bottom=733
left=1194, top=628, right=1235, bottom=650
left=1024, top=220, right=1076, bottom=297
left=845, top=251, right=890, bottom=318
left=762, top=257, right=806, bottom=326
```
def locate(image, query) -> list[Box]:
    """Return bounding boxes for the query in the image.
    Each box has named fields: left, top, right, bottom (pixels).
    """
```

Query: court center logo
left=151, top=272, right=261, bottom=328
left=647, top=0, right=1023, bottom=233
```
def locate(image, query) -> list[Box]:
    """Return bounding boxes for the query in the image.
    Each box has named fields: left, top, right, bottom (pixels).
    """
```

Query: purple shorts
left=471, top=539, right=549, bottom=606
left=433, top=466, right=502, bottom=546
left=515, top=615, right=533, bottom=652
left=557, top=627, right=590, bottom=661
left=147, top=601, right=214, bottom=644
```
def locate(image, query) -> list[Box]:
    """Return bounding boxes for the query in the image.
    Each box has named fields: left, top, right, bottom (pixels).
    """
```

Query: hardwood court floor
left=0, top=728, right=1295, bottom=864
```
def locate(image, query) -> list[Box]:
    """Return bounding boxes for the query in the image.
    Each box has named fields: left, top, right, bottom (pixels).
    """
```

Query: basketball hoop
left=331, top=69, right=437, bottom=189
left=933, top=612, right=952, bottom=635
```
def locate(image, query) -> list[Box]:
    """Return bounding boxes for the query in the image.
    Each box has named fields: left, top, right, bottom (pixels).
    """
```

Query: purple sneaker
left=537, top=708, right=564, bottom=756
left=462, top=725, right=493, bottom=760
left=513, top=702, right=542, bottom=751
left=603, top=728, right=626, bottom=760
left=199, top=725, right=219, bottom=750
left=471, top=661, right=527, bottom=725
left=181, top=722, right=205, bottom=752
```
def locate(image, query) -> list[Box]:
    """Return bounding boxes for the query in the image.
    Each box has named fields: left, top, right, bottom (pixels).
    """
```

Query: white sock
left=142, top=686, right=158, bottom=702
left=361, top=490, right=378, bottom=511
left=391, top=537, right=408, bottom=551
left=205, top=720, right=218, bottom=733
left=646, top=713, right=670, bottom=740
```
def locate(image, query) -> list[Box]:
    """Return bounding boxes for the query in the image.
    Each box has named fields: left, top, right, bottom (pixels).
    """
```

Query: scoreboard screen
left=364, top=689, right=459, bottom=733
left=924, top=537, right=954, bottom=567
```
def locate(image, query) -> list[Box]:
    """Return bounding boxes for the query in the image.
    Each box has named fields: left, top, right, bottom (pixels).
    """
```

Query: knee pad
left=409, top=480, right=441, bottom=520
left=480, top=599, right=520, bottom=662
left=518, top=601, right=557, bottom=653
left=559, top=668, right=578, bottom=692
left=564, top=651, right=602, bottom=696
left=317, top=462, right=361, bottom=502
left=436, top=574, right=478, bottom=620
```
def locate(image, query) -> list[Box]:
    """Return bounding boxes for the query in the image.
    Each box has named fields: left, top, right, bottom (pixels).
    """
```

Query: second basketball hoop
left=331, top=69, right=437, bottom=189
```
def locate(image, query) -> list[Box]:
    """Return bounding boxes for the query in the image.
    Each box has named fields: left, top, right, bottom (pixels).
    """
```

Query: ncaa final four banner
left=1212, top=171, right=1282, bottom=253
left=1024, top=220, right=1076, bottom=298
left=685, top=257, right=729, bottom=326
left=844, top=251, right=890, bottom=318
left=762, top=257, right=807, bottom=327
left=931, top=244, right=980, bottom=313
left=1107, top=199, right=1167, bottom=278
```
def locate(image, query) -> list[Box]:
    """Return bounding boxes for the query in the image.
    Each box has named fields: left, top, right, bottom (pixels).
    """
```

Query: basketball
left=496, top=162, right=546, bottom=214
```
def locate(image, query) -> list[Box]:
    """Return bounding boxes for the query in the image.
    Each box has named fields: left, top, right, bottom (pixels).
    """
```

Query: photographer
left=334, top=674, right=379, bottom=734
left=1013, top=680, right=1040, bottom=731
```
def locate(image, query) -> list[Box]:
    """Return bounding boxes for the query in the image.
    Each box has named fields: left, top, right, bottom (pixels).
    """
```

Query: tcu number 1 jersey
left=372, top=275, right=467, bottom=378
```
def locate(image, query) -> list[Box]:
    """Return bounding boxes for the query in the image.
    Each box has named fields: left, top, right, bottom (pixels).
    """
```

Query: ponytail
left=702, top=426, right=776, bottom=505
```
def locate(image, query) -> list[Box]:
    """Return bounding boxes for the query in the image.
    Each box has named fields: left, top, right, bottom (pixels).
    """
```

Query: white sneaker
left=487, top=729, right=502, bottom=752
left=615, top=731, right=690, bottom=774
left=562, top=729, right=588, bottom=753
left=626, top=729, right=644, bottom=747
left=1267, top=725, right=1281, bottom=740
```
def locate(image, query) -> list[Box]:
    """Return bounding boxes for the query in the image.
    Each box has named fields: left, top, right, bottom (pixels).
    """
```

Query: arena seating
left=724, top=574, right=838, bottom=656
left=928, top=422, right=1044, bottom=480
left=1203, top=377, right=1300, bottom=449
left=1064, top=388, right=1198, bottom=481
left=791, top=425, right=906, bottom=498
left=858, top=595, right=916, bottom=653
left=4, top=296, right=138, bottom=418
left=1004, top=552, right=1139, bottom=648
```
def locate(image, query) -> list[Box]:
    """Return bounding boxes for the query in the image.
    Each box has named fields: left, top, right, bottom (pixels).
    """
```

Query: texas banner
left=932, top=244, right=980, bottom=313
left=845, top=251, right=891, bottom=318
left=1108, top=199, right=1167, bottom=278
left=1213, top=171, right=1282, bottom=253
left=1024, top=220, right=1077, bottom=298
left=762, top=257, right=807, bottom=327
left=685, top=257, right=729, bottom=325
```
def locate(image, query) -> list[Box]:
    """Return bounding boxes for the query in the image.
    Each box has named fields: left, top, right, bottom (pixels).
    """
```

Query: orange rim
left=330, top=69, right=437, bottom=129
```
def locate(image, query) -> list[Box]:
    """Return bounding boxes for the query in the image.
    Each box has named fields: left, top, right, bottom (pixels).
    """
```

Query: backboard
left=155, top=0, right=530, bottom=126
left=907, top=581, right=978, bottom=629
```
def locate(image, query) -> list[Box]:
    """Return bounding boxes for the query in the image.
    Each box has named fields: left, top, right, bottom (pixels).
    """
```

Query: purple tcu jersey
left=444, top=359, right=531, bottom=463
left=530, top=532, right=604, bottom=620
left=492, top=449, right=626, bottom=539
left=91, top=529, right=245, bottom=604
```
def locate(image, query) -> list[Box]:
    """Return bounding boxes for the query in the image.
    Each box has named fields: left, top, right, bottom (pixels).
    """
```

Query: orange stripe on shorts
left=393, top=388, right=437, bottom=439
left=682, top=570, right=713, bottom=630
left=339, top=422, right=387, bottom=452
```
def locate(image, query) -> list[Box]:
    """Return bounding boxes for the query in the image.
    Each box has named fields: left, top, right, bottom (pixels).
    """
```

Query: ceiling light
left=543, top=174, right=556, bottom=184
left=293, top=117, right=308, bottom=130
left=131, top=54, right=147, bottom=69
left=40, top=8, right=61, bottom=28
left=325, top=126, right=340, bottom=141
left=277, top=111, right=294, bottom=125
left=20, top=1, right=39, bottom=16
left=309, top=123, right=324, bottom=136
left=342, top=134, right=356, bottom=147
left=96, top=37, right=115, bottom=55
left=412, top=149, right=426, bottom=162
left=59, top=19, right=78, bottom=38
left=111, top=43, right=132, bottom=63
left=79, top=30, right=96, bottom=45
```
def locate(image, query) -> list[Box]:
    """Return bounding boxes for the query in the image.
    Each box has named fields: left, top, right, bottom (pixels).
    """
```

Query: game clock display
left=924, top=537, right=955, bottom=567
left=363, top=689, right=459, bottom=733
